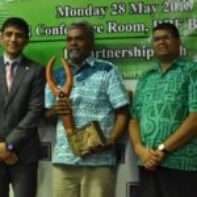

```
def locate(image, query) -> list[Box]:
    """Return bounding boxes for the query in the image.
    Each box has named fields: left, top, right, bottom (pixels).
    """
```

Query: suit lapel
left=4, top=56, right=30, bottom=109
left=0, top=58, right=8, bottom=99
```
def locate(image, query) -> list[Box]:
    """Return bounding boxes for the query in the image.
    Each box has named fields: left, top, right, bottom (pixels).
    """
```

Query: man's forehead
left=153, top=29, right=171, bottom=37
left=3, top=25, right=24, bottom=33
left=67, top=27, right=88, bottom=38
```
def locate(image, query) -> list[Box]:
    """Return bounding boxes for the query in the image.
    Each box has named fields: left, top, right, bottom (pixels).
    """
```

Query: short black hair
left=67, top=21, right=94, bottom=41
left=1, top=17, right=29, bottom=38
left=153, top=23, right=180, bottom=38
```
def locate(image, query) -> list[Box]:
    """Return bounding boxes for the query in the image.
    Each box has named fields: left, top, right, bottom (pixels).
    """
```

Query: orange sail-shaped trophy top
left=46, top=56, right=75, bottom=134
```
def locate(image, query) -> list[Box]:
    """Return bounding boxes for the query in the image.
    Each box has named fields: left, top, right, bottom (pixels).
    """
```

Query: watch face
left=158, top=144, right=164, bottom=151
left=7, top=144, right=14, bottom=151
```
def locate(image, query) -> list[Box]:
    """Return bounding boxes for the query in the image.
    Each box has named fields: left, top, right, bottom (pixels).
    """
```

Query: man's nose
left=10, top=34, right=17, bottom=41
left=70, top=39, right=78, bottom=46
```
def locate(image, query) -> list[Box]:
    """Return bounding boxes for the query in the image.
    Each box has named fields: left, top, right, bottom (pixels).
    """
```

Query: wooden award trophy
left=46, top=57, right=106, bottom=156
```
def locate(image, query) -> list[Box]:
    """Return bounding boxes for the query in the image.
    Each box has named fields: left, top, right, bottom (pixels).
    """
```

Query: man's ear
left=0, top=30, right=2, bottom=44
left=24, top=37, right=29, bottom=46
left=89, top=39, right=94, bottom=50
left=178, top=38, right=182, bottom=45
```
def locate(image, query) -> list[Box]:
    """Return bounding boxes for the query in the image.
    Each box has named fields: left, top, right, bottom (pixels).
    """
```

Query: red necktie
left=6, top=61, right=14, bottom=92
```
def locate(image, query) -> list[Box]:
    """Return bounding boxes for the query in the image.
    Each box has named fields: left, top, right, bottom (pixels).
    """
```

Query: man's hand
left=135, top=144, right=163, bottom=170
left=54, top=96, right=72, bottom=115
left=0, top=143, right=18, bottom=165
left=155, top=149, right=166, bottom=165
left=4, top=153, right=18, bottom=165
left=0, top=142, right=11, bottom=159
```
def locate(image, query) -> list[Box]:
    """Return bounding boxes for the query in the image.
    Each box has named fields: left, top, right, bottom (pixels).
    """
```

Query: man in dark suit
left=0, top=17, right=45, bottom=197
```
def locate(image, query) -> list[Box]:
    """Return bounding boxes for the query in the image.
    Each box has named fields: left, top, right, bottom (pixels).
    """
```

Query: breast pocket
left=71, top=75, right=105, bottom=110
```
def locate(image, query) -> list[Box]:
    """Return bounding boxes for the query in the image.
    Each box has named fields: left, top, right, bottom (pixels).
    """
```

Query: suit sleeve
left=5, top=65, right=46, bottom=149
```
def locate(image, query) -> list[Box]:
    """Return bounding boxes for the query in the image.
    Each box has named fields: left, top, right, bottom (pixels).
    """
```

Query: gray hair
left=67, top=21, right=94, bottom=41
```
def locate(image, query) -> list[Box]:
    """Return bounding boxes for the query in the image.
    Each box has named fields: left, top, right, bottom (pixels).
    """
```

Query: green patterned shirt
left=132, top=57, right=197, bottom=171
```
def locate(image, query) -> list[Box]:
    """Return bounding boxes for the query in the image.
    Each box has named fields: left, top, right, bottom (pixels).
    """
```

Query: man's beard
left=69, top=49, right=84, bottom=63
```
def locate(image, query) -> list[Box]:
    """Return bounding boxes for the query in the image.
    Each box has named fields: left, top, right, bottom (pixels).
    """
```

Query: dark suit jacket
left=0, top=55, right=45, bottom=164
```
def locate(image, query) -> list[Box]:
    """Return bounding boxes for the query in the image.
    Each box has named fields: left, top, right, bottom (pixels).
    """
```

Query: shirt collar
left=3, top=53, right=22, bottom=67
left=70, top=55, right=95, bottom=69
left=85, top=55, right=95, bottom=67
left=154, top=56, right=184, bottom=73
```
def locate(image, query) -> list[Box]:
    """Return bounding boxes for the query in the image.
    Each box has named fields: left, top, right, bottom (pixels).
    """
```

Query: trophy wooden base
left=68, top=121, right=106, bottom=156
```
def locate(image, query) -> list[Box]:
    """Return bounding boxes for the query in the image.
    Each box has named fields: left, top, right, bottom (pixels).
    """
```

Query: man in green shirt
left=129, top=23, right=197, bottom=197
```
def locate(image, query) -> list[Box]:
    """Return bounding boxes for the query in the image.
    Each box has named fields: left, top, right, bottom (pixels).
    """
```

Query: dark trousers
left=138, top=166, right=197, bottom=197
left=0, top=161, right=38, bottom=197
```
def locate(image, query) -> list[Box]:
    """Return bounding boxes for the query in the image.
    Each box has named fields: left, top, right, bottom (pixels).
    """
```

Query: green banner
left=0, top=0, right=196, bottom=79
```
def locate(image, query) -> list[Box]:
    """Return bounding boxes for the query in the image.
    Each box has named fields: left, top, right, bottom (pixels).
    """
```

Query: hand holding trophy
left=46, top=57, right=107, bottom=156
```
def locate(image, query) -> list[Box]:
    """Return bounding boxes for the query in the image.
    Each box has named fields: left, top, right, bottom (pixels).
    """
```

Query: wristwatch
left=6, top=143, right=15, bottom=152
left=158, top=143, right=169, bottom=154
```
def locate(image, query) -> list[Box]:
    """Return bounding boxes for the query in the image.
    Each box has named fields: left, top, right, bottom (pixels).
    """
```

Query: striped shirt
left=45, top=56, right=129, bottom=166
